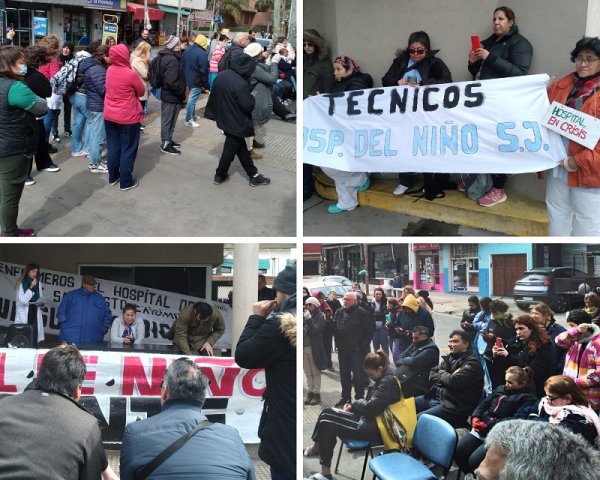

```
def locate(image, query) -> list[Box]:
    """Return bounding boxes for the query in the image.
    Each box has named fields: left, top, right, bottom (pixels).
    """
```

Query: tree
left=217, top=0, right=245, bottom=24
left=255, top=0, right=274, bottom=11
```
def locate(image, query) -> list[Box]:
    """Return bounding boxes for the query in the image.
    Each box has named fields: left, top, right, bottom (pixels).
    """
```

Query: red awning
left=127, top=3, right=165, bottom=21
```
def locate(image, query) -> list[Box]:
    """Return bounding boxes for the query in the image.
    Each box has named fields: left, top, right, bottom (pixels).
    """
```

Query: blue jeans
left=70, top=93, right=92, bottom=153
left=42, top=109, right=58, bottom=142
left=105, top=120, right=140, bottom=188
left=88, top=111, right=106, bottom=165
left=185, top=87, right=201, bottom=122
left=372, top=324, right=389, bottom=354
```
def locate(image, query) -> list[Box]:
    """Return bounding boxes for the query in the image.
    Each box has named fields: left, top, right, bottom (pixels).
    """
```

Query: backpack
left=217, top=48, right=232, bottom=72
left=50, top=53, right=87, bottom=96
left=148, top=55, right=163, bottom=88
left=463, top=174, right=493, bottom=201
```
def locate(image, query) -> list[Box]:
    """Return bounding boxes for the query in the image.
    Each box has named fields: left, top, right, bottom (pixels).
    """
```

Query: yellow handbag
left=375, top=376, right=417, bottom=451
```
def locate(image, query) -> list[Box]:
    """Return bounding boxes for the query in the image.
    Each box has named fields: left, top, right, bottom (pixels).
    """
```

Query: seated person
left=110, top=303, right=144, bottom=345
left=394, top=325, right=439, bottom=397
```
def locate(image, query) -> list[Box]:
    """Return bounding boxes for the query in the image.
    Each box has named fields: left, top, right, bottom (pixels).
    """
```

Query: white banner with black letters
left=303, top=74, right=567, bottom=173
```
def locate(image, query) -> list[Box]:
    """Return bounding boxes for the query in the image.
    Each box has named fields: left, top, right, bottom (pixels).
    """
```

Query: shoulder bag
left=375, top=377, right=417, bottom=452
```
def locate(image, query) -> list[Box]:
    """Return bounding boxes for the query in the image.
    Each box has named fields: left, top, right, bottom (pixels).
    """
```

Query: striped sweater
left=555, top=325, right=600, bottom=410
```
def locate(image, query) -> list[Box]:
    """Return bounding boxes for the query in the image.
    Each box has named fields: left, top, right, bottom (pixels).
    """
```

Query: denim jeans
left=185, top=87, right=201, bottom=122
left=105, top=120, right=140, bottom=189
left=42, top=109, right=58, bottom=142
left=88, top=111, right=106, bottom=166
left=70, top=93, right=92, bottom=154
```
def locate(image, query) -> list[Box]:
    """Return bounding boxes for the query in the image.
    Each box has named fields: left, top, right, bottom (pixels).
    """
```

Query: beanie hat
left=195, top=34, right=208, bottom=49
left=244, top=42, right=263, bottom=58
left=305, top=297, right=320, bottom=308
left=401, top=294, right=419, bottom=313
left=164, top=35, right=180, bottom=50
left=273, top=265, right=296, bottom=295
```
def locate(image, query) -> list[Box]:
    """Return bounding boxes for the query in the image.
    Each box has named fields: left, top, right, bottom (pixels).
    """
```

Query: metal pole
left=177, top=0, right=182, bottom=37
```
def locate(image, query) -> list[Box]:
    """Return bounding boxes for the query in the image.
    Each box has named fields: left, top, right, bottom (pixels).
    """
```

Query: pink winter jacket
left=38, top=57, right=62, bottom=81
left=104, top=44, right=145, bottom=124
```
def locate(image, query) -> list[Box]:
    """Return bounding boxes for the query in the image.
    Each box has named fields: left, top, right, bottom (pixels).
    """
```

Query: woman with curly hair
left=492, top=315, right=557, bottom=396
left=530, top=302, right=567, bottom=372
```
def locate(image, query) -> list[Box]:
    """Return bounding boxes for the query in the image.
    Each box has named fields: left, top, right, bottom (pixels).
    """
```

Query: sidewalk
left=17, top=95, right=296, bottom=237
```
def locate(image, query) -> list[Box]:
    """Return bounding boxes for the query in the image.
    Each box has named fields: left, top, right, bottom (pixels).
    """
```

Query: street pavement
left=17, top=95, right=296, bottom=237
left=302, top=290, right=569, bottom=480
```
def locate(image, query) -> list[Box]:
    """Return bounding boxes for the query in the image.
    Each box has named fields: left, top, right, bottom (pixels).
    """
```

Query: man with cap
left=204, top=47, right=271, bottom=186
left=158, top=34, right=186, bottom=155
left=57, top=274, right=113, bottom=345
left=235, top=265, right=296, bottom=480
left=218, top=32, right=250, bottom=72
left=182, top=33, right=209, bottom=128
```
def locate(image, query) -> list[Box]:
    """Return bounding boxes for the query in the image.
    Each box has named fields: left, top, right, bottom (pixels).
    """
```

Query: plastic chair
left=369, top=414, right=458, bottom=480
left=334, top=439, right=374, bottom=480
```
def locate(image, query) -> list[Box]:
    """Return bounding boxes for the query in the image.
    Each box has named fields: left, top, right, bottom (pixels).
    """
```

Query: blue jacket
left=57, top=288, right=112, bottom=344
left=182, top=43, right=209, bottom=89
left=81, top=57, right=107, bottom=112
left=119, top=399, right=256, bottom=480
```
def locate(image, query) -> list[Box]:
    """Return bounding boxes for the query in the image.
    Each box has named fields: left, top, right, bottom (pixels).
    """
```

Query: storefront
left=322, top=244, right=363, bottom=282
left=3, top=1, right=50, bottom=47
left=368, top=244, right=409, bottom=287
left=127, top=2, right=164, bottom=44
left=448, top=244, right=480, bottom=293
left=413, top=243, right=442, bottom=292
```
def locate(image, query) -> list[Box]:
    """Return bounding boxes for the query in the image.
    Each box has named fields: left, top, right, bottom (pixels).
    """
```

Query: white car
left=303, top=275, right=354, bottom=292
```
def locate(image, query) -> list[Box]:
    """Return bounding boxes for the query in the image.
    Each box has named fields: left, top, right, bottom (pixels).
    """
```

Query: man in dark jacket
left=204, top=53, right=270, bottom=186
left=415, top=330, right=484, bottom=428
left=120, top=358, right=255, bottom=479
left=333, top=291, right=375, bottom=406
left=182, top=34, right=209, bottom=127
left=396, top=294, right=435, bottom=354
left=158, top=35, right=186, bottom=155
left=395, top=325, right=439, bottom=397
left=235, top=265, right=296, bottom=480
left=218, top=32, right=250, bottom=72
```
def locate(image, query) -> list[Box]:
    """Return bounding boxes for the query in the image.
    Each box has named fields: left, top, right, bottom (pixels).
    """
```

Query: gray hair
left=36, top=344, right=86, bottom=397
left=163, top=358, right=209, bottom=404
left=484, top=419, right=600, bottom=480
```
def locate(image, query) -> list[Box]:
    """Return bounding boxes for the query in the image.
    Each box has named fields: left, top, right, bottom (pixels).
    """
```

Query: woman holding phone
left=467, top=6, right=533, bottom=207
left=15, top=263, right=46, bottom=344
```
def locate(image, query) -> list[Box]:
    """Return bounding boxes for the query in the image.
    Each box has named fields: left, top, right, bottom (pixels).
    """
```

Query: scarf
left=492, top=312, right=512, bottom=328
left=566, top=71, right=600, bottom=110
left=333, top=55, right=361, bottom=74
left=540, top=398, right=600, bottom=447
left=21, top=276, right=40, bottom=303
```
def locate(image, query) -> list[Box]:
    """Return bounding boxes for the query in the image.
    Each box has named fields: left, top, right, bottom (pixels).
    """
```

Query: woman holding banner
left=468, top=6, right=533, bottom=207
left=15, top=263, right=45, bottom=344
left=546, top=37, right=600, bottom=236
left=322, top=55, right=373, bottom=213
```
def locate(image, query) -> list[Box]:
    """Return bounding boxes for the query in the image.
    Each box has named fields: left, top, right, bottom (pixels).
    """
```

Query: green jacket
left=173, top=304, right=226, bottom=354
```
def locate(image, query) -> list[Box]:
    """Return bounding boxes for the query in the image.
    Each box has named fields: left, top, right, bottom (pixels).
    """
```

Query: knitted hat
left=164, top=35, right=180, bottom=50
left=195, top=34, right=208, bottom=49
left=244, top=42, right=263, bottom=58
left=305, top=297, right=320, bottom=308
left=273, top=265, right=296, bottom=295
left=401, top=294, right=419, bottom=313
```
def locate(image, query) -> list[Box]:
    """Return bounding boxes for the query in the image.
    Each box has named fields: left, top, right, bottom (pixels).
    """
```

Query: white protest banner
left=0, top=261, right=232, bottom=349
left=303, top=74, right=567, bottom=173
left=0, top=348, right=264, bottom=443
left=542, top=101, right=600, bottom=150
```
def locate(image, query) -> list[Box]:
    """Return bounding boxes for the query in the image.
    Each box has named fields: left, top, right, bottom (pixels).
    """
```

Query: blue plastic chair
left=369, top=414, right=458, bottom=480
left=334, top=439, right=374, bottom=480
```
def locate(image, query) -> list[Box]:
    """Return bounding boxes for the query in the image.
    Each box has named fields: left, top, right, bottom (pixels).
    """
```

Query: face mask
left=227, top=42, right=232, bottom=48
left=19, top=64, right=27, bottom=76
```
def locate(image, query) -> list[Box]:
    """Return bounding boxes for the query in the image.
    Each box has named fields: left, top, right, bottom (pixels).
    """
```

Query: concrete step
left=313, top=169, right=548, bottom=236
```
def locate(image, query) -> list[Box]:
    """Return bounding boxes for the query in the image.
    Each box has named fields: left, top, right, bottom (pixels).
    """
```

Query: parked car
left=304, top=281, right=347, bottom=299
left=513, top=267, right=600, bottom=313
left=303, top=275, right=353, bottom=291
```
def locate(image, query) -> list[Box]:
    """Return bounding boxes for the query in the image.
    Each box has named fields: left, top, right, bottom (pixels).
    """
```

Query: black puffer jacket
left=382, top=51, right=452, bottom=87
left=334, top=304, right=375, bottom=353
left=468, top=24, right=532, bottom=80
left=471, top=384, right=538, bottom=430
left=330, top=71, right=373, bottom=93
left=395, top=338, right=440, bottom=398
left=351, top=368, right=401, bottom=419
left=158, top=48, right=186, bottom=104
left=205, top=54, right=256, bottom=138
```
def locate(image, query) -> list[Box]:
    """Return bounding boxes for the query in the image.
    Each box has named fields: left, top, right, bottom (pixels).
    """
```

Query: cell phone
left=494, top=337, right=503, bottom=348
left=471, top=35, right=481, bottom=51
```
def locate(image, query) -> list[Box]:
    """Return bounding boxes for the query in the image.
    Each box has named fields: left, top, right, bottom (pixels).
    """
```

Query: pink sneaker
left=457, top=182, right=466, bottom=192
left=478, top=188, right=507, bottom=207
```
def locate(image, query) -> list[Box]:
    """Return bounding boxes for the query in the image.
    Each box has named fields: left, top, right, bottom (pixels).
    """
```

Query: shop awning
left=157, top=4, right=190, bottom=15
left=127, top=3, right=165, bottom=21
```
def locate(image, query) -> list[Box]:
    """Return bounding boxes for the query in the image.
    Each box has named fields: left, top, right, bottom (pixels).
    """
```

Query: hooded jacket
left=182, top=42, right=209, bottom=89
left=204, top=54, right=256, bottom=137
left=471, top=384, right=538, bottom=430
left=250, top=60, right=278, bottom=125
left=382, top=51, right=452, bottom=87
left=303, top=29, right=334, bottom=98
left=556, top=324, right=600, bottom=409
left=395, top=338, right=439, bottom=397
left=158, top=47, right=186, bottom=104
left=396, top=295, right=435, bottom=352
left=104, top=44, right=145, bottom=125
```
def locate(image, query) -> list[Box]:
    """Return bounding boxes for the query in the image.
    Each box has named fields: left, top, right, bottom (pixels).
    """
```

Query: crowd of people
left=304, top=6, right=600, bottom=236
left=303, top=285, right=600, bottom=480
left=0, top=29, right=296, bottom=235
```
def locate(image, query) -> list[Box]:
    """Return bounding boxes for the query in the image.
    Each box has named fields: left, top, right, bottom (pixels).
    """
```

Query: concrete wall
left=304, top=0, right=595, bottom=202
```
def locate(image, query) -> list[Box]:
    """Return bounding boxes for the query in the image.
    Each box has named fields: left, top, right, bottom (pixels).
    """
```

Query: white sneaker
left=184, top=120, right=200, bottom=127
left=72, top=150, right=89, bottom=157
left=89, top=163, right=108, bottom=173
left=393, top=184, right=409, bottom=197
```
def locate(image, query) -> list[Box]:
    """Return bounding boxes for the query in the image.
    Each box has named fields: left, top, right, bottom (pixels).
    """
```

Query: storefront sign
left=0, top=348, right=264, bottom=443
left=158, top=0, right=207, bottom=9
left=303, top=74, right=567, bottom=173
left=87, top=0, right=126, bottom=9
left=543, top=101, right=600, bottom=150
left=413, top=244, right=439, bottom=251
left=190, top=10, right=213, bottom=21
left=0, top=261, right=232, bottom=349
left=33, top=17, right=47, bottom=38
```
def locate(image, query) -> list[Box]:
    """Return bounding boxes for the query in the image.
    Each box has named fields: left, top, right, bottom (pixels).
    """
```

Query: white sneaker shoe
left=393, top=184, right=409, bottom=197
left=184, top=120, right=200, bottom=127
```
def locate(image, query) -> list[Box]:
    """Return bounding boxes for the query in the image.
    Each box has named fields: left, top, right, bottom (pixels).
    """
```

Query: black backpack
left=148, top=55, right=163, bottom=88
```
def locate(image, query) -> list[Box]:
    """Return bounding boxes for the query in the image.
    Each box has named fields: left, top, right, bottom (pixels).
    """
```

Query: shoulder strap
left=135, top=420, right=212, bottom=480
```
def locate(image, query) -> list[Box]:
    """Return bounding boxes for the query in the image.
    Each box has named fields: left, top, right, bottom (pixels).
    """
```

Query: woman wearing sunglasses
left=467, top=6, right=533, bottom=207
left=381, top=31, right=453, bottom=198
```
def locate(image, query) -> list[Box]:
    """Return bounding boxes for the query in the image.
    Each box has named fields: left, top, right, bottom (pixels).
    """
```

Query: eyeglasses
left=574, top=56, right=600, bottom=65
left=546, top=394, right=562, bottom=403
left=409, top=48, right=426, bottom=55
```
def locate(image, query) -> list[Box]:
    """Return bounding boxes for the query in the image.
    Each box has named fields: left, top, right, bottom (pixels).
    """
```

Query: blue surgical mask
left=19, top=64, right=27, bottom=76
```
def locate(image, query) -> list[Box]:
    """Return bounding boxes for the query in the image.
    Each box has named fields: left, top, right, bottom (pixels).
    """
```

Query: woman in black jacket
left=381, top=31, right=453, bottom=199
left=467, top=6, right=533, bottom=207
left=303, top=350, right=401, bottom=480
left=454, top=365, right=538, bottom=475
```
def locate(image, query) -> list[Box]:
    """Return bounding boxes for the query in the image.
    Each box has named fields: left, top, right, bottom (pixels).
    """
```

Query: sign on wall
left=303, top=74, right=567, bottom=173
left=0, top=261, right=232, bottom=349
